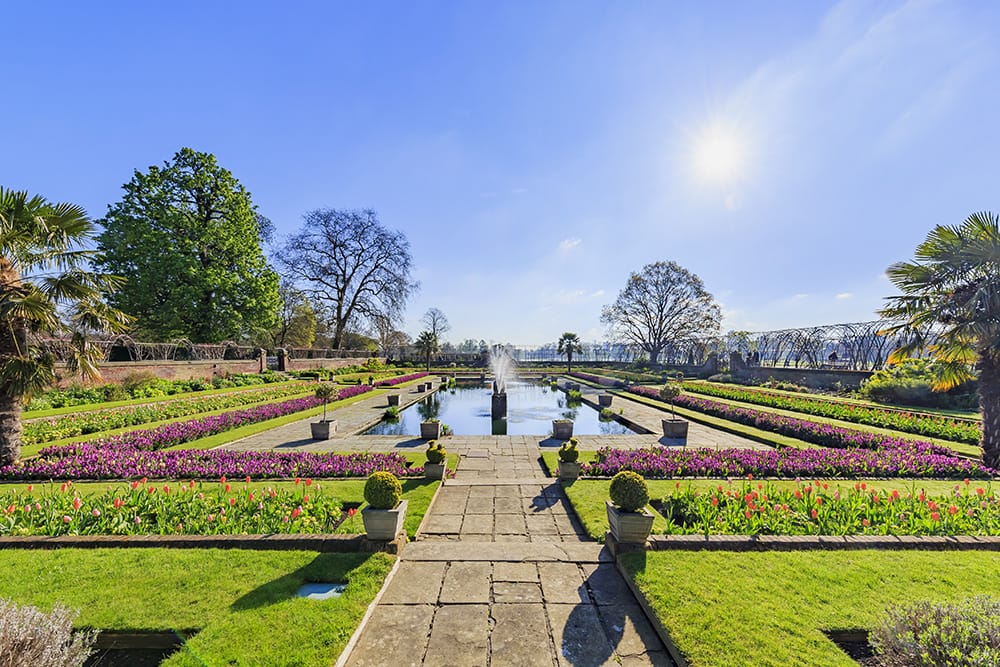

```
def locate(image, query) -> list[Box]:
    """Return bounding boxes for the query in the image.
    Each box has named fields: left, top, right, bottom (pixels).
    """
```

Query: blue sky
left=4, top=1, right=999, bottom=346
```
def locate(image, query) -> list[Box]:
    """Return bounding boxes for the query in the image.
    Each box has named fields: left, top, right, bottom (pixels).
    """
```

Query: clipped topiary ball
left=364, top=471, right=402, bottom=509
left=558, top=441, right=579, bottom=463
left=425, top=440, right=446, bottom=464
left=609, top=470, right=648, bottom=512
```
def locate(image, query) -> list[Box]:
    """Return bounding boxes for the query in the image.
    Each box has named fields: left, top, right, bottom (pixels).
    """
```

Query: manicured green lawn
left=622, top=550, right=1000, bottom=667
left=560, top=478, right=992, bottom=541
left=0, top=548, right=392, bottom=667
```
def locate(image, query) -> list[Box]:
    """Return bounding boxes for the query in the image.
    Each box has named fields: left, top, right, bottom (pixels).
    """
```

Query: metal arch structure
left=727, top=319, right=909, bottom=371
left=32, top=336, right=263, bottom=363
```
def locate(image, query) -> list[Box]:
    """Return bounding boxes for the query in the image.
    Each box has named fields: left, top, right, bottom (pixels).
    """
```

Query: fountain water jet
left=488, top=345, right=516, bottom=419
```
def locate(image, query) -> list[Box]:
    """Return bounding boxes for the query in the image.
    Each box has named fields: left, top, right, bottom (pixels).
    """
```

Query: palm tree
left=879, top=211, right=1000, bottom=467
left=0, top=188, right=131, bottom=465
left=557, top=332, right=583, bottom=373
left=414, top=330, right=439, bottom=371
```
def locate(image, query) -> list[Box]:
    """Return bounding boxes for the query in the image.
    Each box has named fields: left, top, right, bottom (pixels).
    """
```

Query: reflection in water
left=364, top=381, right=634, bottom=436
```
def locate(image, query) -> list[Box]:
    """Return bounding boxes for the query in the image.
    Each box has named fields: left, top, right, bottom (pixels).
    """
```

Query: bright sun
left=692, top=124, right=746, bottom=183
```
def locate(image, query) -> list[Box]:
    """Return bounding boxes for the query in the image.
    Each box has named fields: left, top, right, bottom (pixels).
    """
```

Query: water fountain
left=488, top=344, right=516, bottom=420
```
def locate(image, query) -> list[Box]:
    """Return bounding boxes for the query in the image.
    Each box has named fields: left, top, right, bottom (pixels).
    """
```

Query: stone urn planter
left=425, top=463, right=446, bottom=480
left=387, top=394, right=400, bottom=407
left=558, top=461, right=581, bottom=481
left=363, top=499, right=408, bottom=540
left=552, top=419, right=574, bottom=440
left=310, top=420, right=336, bottom=440
left=363, top=472, right=407, bottom=541
left=661, top=419, right=689, bottom=440
left=598, top=394, right=613, bottom=407
left=606, top=501, right=654, bottom=544
left=420, top=420, right=443, bottom=440
left=425, top=441, right=447, bottom=480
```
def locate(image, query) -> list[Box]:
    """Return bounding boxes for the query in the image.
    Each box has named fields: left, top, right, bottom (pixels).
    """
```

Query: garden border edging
left=646, top=534, right=1000, bottom=551
left=0, top=533, right=404, bottom=553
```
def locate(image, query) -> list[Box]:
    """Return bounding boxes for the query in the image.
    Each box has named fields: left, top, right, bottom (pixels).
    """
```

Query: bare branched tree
left=421, top=307, right=451, bottom=341
left=276, top=209, right=418, bottom=349
left=601, top=260, right=721, bottom=365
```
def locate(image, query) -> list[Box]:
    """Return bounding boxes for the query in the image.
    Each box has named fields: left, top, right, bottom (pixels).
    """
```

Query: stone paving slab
left=423, top=605, right=490, bottom=666
left=403, top=542, right=612, bottom=563
left=343, top=603, right=435, bottom=667
left=490, top=603, right=555, bottom=667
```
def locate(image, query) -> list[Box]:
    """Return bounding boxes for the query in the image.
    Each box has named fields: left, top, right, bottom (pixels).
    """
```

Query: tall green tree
left=96, top=148, right=280, bottom=343
left=557, top=332, right=583, bottom=373
left=0, top=188, right=131, bottom=465
left=880, top=211, right=1000, bottom=467
left=415, top=330, right=439, bottom=371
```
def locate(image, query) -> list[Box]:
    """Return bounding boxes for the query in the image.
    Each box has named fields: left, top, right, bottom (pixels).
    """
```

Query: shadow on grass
left=229, top=553, right=369, bottom=612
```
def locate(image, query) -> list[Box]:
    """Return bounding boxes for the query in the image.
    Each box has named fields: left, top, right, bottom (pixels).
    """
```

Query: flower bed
left=375, top=372, right=429, bottom=387
left=568, top=372, right=623, bottom=388
left=23, top=383, right=314, bottom=445
left=656, top=479, right=1000, bottom=535
left=0, top=480, right=347, bottom=535
left=680, top=382, right=981, bottom=444
left=627, top=386, right=963, bottom=455
left=2, top=448, right=415, bottom=482
left=583, top=446, right=992, bottom=479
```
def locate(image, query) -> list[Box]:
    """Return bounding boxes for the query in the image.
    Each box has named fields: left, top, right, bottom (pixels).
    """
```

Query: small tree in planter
left=424, top=440, right=447, bottom=479
left=658, top=382, right=688, bottom=440
left=606, top=470, right=654, bottom=545
left=310, top=384, right=339, bottom=440
left=362, top=471, right=407, bottom=540
left=557, top=438, right=581, bottom=481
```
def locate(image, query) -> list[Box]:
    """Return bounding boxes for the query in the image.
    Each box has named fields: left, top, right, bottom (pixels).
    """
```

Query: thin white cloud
left=558, top=237, right=582, bottom=252
left=836, top=292, right=854, bottom=300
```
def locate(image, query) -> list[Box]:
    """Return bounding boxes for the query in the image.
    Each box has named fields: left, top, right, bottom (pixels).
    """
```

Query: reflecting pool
left=365, top=381, right=634, bottom=436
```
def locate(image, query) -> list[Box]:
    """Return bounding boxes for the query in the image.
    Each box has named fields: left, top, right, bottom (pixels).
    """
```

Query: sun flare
left=692, top=124, right=746, bottom=183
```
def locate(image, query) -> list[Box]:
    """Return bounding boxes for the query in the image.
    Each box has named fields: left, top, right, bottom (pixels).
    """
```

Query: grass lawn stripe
left=0, top=548, right=393, bottom=667
left=622, top=550, right=1000, bottom=667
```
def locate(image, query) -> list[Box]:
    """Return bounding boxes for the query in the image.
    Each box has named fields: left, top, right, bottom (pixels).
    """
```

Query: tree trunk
left=0, top=393, right=21, bottom=467
left=649, top=347, right=661, bottom=365
left=980, top=357, right=1000, bottom=470
left=567, top=352, right=573, bottom=374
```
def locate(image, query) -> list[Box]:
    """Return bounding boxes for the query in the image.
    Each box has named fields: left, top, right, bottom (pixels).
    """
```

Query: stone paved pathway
left=340, top=434, right=675, bottom=666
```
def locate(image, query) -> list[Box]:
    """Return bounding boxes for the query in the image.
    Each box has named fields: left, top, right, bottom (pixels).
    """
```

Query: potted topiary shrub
left=551, top=419, right=574, bottom=440
left=361, top=471, right=407, bottom=540
left=424, top=440, right=447, bottom=480
left=557, top=438, right=581, bottom=481
left=658, top=383, right=688, bottom=440
left=310, top=383, right=339, bottom=440
left=420, top=418, right=442, bottom=440
left=606, top=470, right=654, bottom=545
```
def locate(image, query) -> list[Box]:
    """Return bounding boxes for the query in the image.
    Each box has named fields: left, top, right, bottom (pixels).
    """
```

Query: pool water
left=365, top=381, right=634, bottom=436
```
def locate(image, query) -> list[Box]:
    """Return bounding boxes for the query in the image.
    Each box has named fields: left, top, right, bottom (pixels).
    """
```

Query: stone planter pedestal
left=420, top=421, right=442, bottom=440
left=387, top=394, right=400, bottom=407
left=558, top=461, right=581, bottom=481
left=310, top=420, right=336, bottom=440
left=661, top=419, right=689, bottom=440
left=362, top=499, right=408, bottom=541
left=598, top=394, right=613, bottom=407
left=424, top=463, right=446, bottom=480
left=606, top=501, right=654, bottom=545
left=552, top=419, right=574, bottom=440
